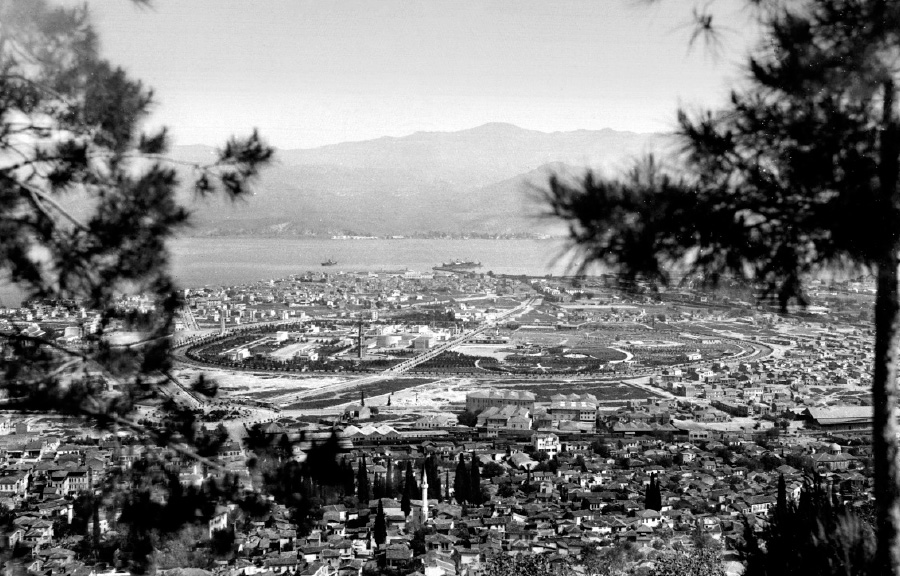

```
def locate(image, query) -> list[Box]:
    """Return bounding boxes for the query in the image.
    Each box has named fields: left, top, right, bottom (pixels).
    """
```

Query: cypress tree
left=548, top=455, right=560, bottom=473
left=91, top=495, right=100, bottom=552
left=644, top=476, right=653, bottom=510
left=544, top=3, right=900, bottom=570
left=373, top=474, right=385, bottom=500
left=343, top=458, right=356, bottom=496
left=374, top=500, right=387, bottom=546
left=469, top=451, right=482, bottom=505
left=401, top=469, right=412, bottom=517
left=404, top=460, right=418, bottom=495
left=454, top=453, right=470, bottom=504
left=444, top=470, right=451, bottom=501
left=777, top=474, right=788, bottom=518
left=385, top=458, right=395, bottom=498
left=743, top=478, right=875, bottom=575
left=426, top=454, right=441, bottom=501
left=645, top=475, right=661, bottom=511
left=357, top=456, right=370, bottom=504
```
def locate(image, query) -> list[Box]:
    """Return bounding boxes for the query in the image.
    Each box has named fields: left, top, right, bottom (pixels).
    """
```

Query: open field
left=171, top=367, right=351, bottom=398
left=282, top=377, right=437, bottom=410
left=455, top=344, right=514, bottom=360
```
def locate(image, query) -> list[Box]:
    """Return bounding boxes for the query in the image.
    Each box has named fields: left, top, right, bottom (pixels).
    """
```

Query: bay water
left=2, top=237, right=590, bottom=305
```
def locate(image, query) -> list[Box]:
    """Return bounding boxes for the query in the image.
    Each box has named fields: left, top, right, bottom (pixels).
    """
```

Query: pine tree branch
left=6, top=330, right=226, bottom=472
left=20, top=181, right=89, bottom=231
left=80, top=403, right=225, bottom=473
left=1, top=72, right=75, bottom=106
left=1, top=152, right=70, bottom=173
left=8, top=332, right=93, bottom=363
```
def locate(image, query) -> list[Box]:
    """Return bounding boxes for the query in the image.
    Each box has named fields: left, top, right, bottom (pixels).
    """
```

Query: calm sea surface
left=169, top=237, right=578, bottom=288
left=1, top=237, right=587, bottom=305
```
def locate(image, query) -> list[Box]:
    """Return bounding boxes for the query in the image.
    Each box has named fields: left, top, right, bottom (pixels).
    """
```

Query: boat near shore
left=432, top=259, right=482, bottom=272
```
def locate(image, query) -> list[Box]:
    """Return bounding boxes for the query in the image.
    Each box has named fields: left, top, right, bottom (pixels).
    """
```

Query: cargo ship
left=321, top=258, right=338, bottom=266
left=433, top=259, right=482, bottom=272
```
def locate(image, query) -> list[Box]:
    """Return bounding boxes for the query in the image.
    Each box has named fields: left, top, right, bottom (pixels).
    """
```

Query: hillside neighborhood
left=0, top=269, right=884, bottom=576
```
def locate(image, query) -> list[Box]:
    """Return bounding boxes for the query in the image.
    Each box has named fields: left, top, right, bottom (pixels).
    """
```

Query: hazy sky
left=84, top=0, right=754, bottom=149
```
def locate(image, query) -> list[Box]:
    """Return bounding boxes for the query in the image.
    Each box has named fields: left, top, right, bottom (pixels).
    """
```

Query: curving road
left=168, top=298, right=773, bottom=414
left=263, top=298, right=537, bottom=407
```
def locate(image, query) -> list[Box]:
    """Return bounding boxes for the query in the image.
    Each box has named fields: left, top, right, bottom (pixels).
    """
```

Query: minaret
left=421, top=465, right=429, bottom=523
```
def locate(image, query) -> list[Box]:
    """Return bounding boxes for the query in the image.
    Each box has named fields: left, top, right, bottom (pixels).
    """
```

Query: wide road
left=179, top=306, right=200, bottom=331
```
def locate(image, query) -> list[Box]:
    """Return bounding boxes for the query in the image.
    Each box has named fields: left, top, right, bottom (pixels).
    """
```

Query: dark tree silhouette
left=0, top=1, right=273, bottom=572
left=425, top=454, right=441, bottom=501
left=373, top=473, right=385, bottom=500
left=743, top=479, right=875, bottom=576
left=374, top=500, right=387, bottom=547
left=342, top=457, right=356, bottom=497
left=457, top=410, right=478, bottom=427
left=400, top=464, right=413, bottom=517
left=777, top=474, right=788, bottom=519
left=304, top=431, right=343, bottom=481
left=454, top=453, right=470, bottom=504
left=546, top=2, right=900, bottom=571
left=385, top=458, right=395, bottom=498
left=404, top=459, right=419, bottom=495
left=357, top=456, right=370, bottom=504
left=574, top=455, right=588, bottom=473
left=0, top=0, right=272, bottom=428
left=469, top=451, right=482, bottom=505
left=645, top=475, right=662, bottom=512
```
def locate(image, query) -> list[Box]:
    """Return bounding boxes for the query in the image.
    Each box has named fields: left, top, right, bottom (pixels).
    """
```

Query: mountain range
left=172, top=123, right=673, bottom=237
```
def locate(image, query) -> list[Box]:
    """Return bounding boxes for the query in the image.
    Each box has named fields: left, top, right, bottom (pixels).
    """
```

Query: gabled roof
left=805, top=406, right=871, bottom=424
left=468, top=390, right=535, bottom=401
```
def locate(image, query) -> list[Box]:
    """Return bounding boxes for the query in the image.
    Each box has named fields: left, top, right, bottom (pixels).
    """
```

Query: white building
left=533, top=432, right=561, bottom=457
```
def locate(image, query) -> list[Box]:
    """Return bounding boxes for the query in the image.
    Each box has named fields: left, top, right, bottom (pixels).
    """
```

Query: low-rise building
left=466, top=390, right=535, bottom=412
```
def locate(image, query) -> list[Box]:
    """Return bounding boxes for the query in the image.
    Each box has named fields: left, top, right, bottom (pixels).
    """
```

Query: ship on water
left=432, top=259, right=482, bottom=272
left=321, top=258, right=338, bottom=266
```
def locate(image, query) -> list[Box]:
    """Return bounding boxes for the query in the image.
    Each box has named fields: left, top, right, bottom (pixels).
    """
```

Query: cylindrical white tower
left=421, top=465, right=429, bottom=523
